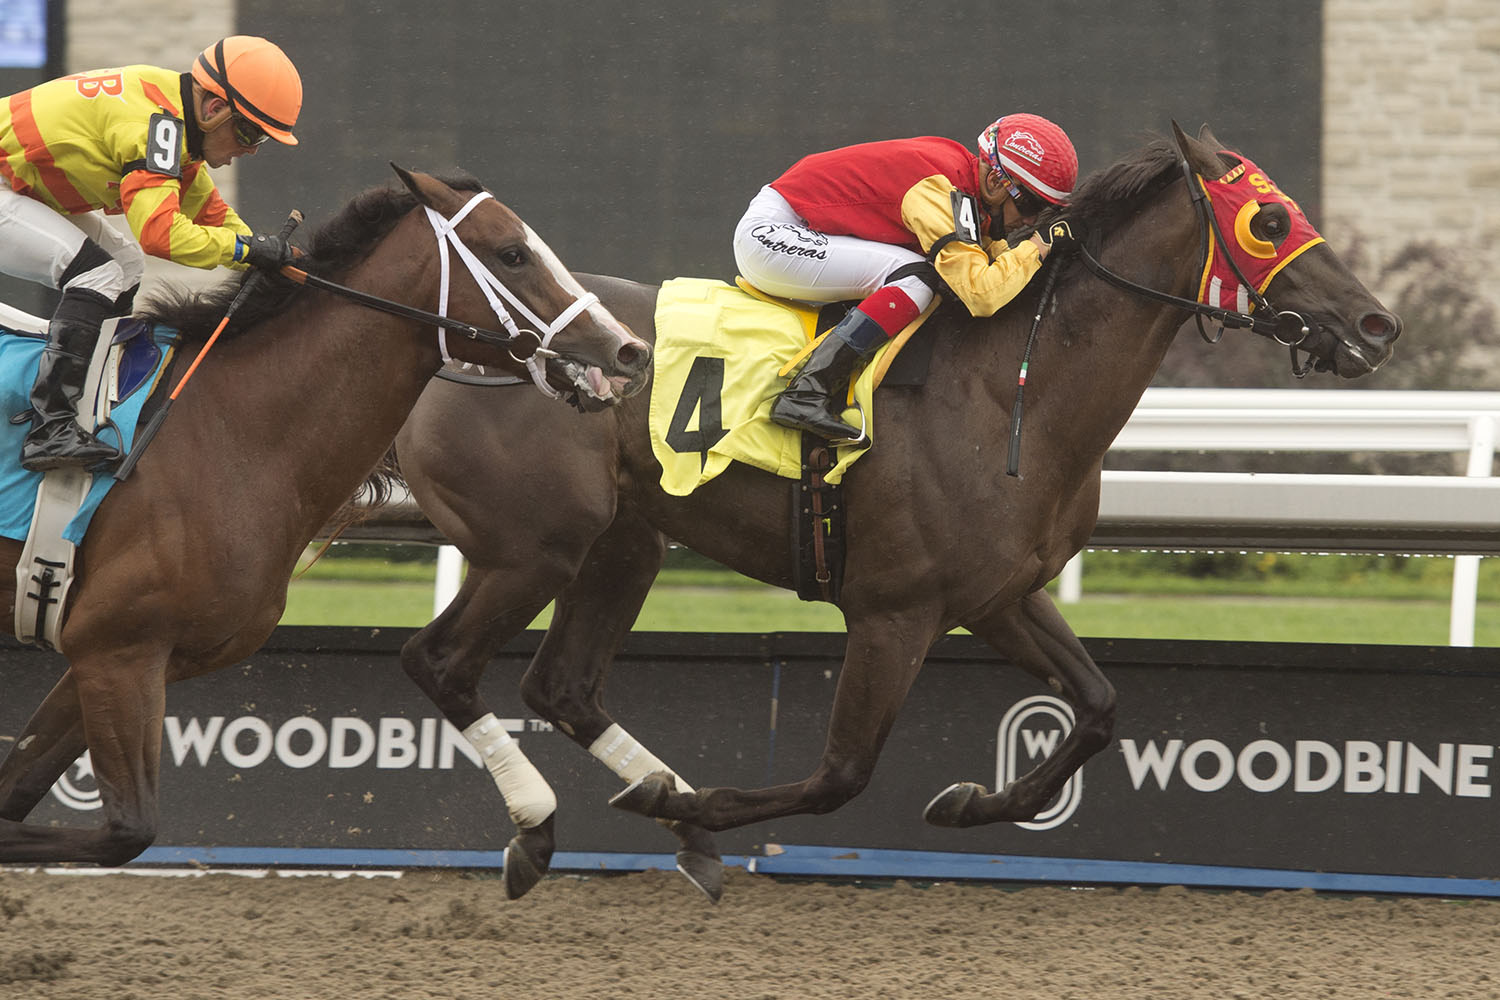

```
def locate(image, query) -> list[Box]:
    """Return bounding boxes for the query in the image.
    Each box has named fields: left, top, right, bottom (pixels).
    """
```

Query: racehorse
left=0, top=166, right=651, bottom=867
left=394, top=123, right=1400, bottom=900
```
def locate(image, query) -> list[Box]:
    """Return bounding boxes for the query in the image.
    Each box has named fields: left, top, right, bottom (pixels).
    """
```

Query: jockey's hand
left=237, top=233, right=293, bottom=272
left=1031, top=218, right=1080, bottom=258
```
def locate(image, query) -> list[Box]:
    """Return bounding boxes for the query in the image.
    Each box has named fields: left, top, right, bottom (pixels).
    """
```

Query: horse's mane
left=1039, top=132, right=1184, bottom=247
left=137, top=171, right=486, bottom=343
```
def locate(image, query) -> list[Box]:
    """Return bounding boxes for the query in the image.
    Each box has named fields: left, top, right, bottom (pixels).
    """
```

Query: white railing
left=1071, top=389, right=1500, bottom=646
left=354, top=389, right=1500, bottom=646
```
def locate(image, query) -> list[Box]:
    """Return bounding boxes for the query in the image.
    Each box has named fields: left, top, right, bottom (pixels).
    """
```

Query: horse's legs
left=924, top=588, right=1117, bottom=826
left=0, top=670, right=87, bottom=821
left=613, top=609, right=943, bottom=831
left=400, top=564, right=568, bottom=900
left=0, top=646, right=168, bottom=864
left=518, top=505, right=724, bottom=900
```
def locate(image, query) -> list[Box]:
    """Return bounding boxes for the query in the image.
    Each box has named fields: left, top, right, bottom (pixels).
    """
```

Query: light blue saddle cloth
left=0, top=319, right=175, bottom=544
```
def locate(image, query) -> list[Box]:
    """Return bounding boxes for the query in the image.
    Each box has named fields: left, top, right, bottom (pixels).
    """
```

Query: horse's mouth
left=1309, top=323, right=1390, bottom=378
left=551, top=359, right=648, bottom=411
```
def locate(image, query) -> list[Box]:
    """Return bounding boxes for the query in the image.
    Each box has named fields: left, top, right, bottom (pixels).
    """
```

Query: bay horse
left=396, top=123, right=1400, bottom=901
left=0, top=165, right=651, bottom=867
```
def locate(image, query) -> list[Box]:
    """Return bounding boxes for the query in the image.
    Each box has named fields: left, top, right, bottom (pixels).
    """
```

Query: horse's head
left=391, top=165, right=652, bottom=401
left=1171, top=123, right=1401, bottom=378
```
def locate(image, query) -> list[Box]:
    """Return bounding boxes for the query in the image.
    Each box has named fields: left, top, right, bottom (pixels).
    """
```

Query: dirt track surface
left=2, top=866, right=1497, bottom=999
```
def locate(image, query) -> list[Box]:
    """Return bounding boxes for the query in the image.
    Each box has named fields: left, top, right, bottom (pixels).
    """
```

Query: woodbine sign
left=3, top=629, right=1496, bottom=889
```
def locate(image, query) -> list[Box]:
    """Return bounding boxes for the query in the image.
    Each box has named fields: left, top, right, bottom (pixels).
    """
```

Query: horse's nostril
left=619, top=343, right=650, bottom=371
left=1360, top=311, right=1400, bottom=343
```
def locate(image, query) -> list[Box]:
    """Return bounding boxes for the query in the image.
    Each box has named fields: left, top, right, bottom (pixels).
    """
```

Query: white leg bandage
left=463, top=714, right=557, bottom=829
left=589, top=723, right=694, bottom=793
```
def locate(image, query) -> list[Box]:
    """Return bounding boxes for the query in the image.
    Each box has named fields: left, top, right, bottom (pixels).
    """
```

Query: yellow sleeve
left=900, top=174, right=1043, bottom=317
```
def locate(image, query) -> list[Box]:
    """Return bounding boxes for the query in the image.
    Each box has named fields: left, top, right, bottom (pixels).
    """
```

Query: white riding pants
left=732, top=185, right=934, bottom=310
left=0, top=182, right=142, bottom=300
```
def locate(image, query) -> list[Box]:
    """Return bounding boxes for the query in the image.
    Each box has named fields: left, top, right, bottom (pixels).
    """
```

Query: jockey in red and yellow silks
left=0, top=36, right=302, bottom=471
left=734, top=114, right=1079, bottom=443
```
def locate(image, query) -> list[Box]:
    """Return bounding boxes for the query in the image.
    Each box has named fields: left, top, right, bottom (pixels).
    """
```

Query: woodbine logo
left=995, top=694, right=1081, bottom=831
left=50, top=714, right=524, bottom=812
left=1120, top=738, right=1495, bottom=798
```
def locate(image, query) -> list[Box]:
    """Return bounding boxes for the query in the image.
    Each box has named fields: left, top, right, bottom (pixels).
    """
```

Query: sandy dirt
left=1, top=866, right=1497, bottom=1000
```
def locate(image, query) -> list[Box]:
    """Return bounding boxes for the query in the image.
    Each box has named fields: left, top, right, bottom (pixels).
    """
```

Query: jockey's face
left=195, top=92, right=263, bottom=168
left=981, top=167, right=1040, bottom=232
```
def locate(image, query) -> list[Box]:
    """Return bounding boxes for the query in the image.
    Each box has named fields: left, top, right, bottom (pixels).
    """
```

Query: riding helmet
left=192, top=36, right=303, bottom=145
left=977, top=113, right=1078, bottom=206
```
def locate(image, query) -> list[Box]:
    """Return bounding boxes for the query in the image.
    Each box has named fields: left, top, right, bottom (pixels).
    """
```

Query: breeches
left=0, top=182, right=143, bottom=301
left=732, top=185, right=935, bottom=310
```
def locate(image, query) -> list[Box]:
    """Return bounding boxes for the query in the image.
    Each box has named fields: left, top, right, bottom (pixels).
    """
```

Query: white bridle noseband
left=424, top=191, right=601, bottom=398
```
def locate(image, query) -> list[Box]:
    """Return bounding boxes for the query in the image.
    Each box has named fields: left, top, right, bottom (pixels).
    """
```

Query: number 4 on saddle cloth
left=0, top=304, right=177, bottom=650
left=648, top=276, right=938, bottom=497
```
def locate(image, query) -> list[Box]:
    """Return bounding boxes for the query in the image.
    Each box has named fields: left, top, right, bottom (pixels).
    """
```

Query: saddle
left=649, top=277, right=940, bottom=603
left=0, top=307, right=177, bottom=650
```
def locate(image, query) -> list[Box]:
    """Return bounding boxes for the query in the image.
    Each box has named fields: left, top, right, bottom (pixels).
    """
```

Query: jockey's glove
left=236, top=233, right=294, bottom=272
left=1036, top=218, right=1080, bottom=255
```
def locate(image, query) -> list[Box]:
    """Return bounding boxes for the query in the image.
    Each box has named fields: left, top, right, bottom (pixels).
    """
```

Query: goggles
left=997, top=169, right=1046, bottom=217
left=231, top=112, right=270, bottom=148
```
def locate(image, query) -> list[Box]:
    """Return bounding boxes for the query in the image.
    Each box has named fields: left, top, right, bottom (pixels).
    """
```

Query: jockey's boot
left=20, top=288, right=122, bottom=472
left=770, top=308, right=886, bottom=442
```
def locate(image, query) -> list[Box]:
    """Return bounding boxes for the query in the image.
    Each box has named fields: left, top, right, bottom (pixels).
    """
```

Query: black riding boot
left=20, top=288, right=122, bottom=472
left=770, top=308, right=887, bottom=441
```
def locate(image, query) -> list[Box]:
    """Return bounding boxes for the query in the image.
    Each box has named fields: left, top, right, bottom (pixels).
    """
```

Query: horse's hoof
left=668, top=820, right=723, bottom=903
left=502, top=813, right=556, bottom=900
left=924, top=781, right=987, bottom=828
left=609, top=771, right=675, bottom=818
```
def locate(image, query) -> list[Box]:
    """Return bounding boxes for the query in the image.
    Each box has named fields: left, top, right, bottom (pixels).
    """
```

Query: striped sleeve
left=901, top=173, right=1042, bottom=317
left=119, top=168, right=242, bottom=268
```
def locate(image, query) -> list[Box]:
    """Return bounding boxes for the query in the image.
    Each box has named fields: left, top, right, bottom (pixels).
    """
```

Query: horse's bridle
left=279, top=191, right=599, bottom=398
left=1068, top=159, right=1318, bottom=377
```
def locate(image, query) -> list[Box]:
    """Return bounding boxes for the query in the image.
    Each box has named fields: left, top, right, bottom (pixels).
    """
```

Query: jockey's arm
left=901, top=174, right=1043, bottom=317
left=119, top=162, right=253, bottom=270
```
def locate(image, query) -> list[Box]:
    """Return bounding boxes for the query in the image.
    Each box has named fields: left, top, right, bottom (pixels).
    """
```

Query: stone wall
left=1323, top=0, right=1499, bottom=306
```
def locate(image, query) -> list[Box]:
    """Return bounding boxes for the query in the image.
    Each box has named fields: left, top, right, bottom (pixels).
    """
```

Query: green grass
left=281, top=550, right=1500, bottom=646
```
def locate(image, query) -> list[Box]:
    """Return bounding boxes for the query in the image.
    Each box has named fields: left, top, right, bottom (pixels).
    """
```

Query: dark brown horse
left=0, top=166, right=651, bottom=867
left=394, top=124, right=1400, bottom=900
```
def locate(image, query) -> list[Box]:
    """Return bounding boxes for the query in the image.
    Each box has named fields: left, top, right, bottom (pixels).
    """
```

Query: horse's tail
left=326, top=444, right=407, bottom=534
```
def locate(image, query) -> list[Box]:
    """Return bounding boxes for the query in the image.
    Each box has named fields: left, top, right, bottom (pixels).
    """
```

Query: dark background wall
left=237, top=1, right=1323, bottom=287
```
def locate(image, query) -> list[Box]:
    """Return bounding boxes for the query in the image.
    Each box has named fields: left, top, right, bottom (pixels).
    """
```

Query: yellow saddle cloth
left=648, top=276, right=934, bottom=497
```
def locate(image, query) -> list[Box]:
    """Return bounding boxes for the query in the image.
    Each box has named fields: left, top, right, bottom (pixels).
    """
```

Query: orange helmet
left=192, top=36, right=302, bottom=146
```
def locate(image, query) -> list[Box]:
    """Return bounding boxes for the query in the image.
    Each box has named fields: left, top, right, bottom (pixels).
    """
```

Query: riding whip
left=113, top=210, right=303, bottom=481
left=1005, top=254, right=1062, bottom=478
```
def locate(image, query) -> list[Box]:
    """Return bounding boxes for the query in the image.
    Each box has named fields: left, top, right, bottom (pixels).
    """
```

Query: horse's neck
left=196, top=276, right=441, bottom=523
left=966, top=198, right=1202, bottom=464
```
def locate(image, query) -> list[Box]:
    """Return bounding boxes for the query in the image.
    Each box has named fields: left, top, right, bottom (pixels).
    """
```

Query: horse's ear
left=390, top=162, right=441, bottom=208
left=1171, top=120, right=1225, bottom=178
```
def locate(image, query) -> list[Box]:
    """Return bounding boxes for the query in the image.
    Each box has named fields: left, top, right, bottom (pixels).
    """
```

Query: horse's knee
left=519, top=667, right=599, bottom=731
left=1073, top=680, right=1117, bottom=753
left=807, top=759, right=875, bottom=814
left=399, top=630, right=442, bottom=686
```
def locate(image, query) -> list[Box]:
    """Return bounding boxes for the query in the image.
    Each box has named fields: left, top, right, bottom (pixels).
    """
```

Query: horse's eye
left=499, top=247, right=527, bottom=268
